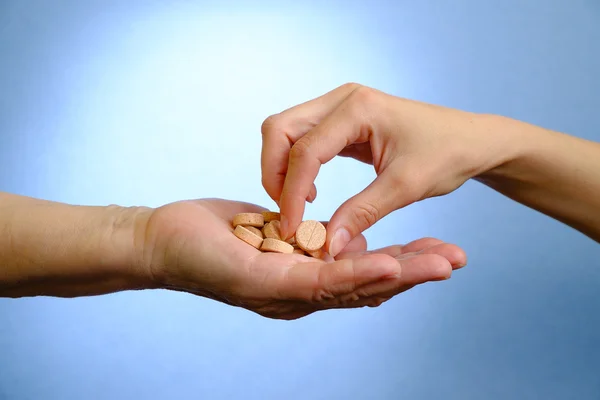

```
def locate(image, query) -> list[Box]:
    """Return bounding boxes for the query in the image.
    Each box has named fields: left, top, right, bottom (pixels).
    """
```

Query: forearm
left=0, top=192, right=155, bottom=297
left=475, top=115, right=600, bottom=242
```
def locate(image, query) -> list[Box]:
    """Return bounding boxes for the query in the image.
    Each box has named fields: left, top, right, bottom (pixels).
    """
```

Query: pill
left=263, top=220, right=296, bottom=244
left=305, top=248, right=324, bottom=258
left=233, top=225, right=263, bottom=249
left=260, top=238, right=294, bottom=254
left=262, top=220, right=282, bottom=240
left=295, top=220, right=326, bottom=251
left=244, top=226, right=264, bottom=238
left=232, top=213, right=264, bottom=228
left=261, top=211, right=280, bottom=223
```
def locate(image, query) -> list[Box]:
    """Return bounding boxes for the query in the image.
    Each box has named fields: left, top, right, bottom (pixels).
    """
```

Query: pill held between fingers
left=261, top=211, right=280, bottom=223
left=295, top=220, right=326, bottom=251
left=232, top=213, right=264, bottom=228
left=262, top=220, right=282, bottom=240
left=260, top=238, right=294, bottom=254
left=233, top=225, right=263, bottom=249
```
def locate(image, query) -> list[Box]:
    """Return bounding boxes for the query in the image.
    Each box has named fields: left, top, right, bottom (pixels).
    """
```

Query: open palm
left=143, top=198, right=466, bottom=320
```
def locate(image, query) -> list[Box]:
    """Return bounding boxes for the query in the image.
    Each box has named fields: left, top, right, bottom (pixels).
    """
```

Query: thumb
left=326, top=168, right=419, bottom=257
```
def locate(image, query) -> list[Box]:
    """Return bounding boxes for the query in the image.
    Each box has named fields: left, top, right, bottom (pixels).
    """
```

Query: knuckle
left=341, top=86, right=379, bottom=126
left=340, top=82, right=362, bottom=92
left=261, top=114, right=281, bottom=136
left=260, top=173, right=274, bottom=192
left=347, top=85, right=376, bottom=108
left=289, top=138, right=312, bottom=162
left=352, top=201, right=380, bottom=230
left=260, top=174, right=269, bottom=188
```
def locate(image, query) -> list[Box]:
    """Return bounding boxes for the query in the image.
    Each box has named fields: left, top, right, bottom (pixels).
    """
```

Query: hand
left=261, top=83, right=516, bottom=256
left=141, top=198, right=466, bottom=320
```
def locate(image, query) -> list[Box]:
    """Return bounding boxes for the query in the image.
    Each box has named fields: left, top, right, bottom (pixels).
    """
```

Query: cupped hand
left=261, top=83, right=513, bottom=256
left=141, top=198, right=466, bottom=320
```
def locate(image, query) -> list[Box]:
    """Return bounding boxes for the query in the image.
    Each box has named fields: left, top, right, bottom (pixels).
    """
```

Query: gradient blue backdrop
left=1, top=1, right=599, bottom=399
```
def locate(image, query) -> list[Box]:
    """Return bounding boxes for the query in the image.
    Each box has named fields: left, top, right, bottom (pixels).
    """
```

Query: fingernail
left=280, top=214, right=288, bottom=239
left=329, top=228, right=351, bottom=257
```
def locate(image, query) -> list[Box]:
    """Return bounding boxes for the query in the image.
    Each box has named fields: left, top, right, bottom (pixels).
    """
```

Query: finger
left=319, top=221, right=367, bottom=254
left=260, top=127, right=292, bottom=204
left=326, top=165, right=415, bottom=257
left=260, top=83, right=362, bottom=204
left=319, top=253, right=452, bottom=308
left=307, top=183, right=317, bottom=203
left=337, top=239, right=466, bottom=270
left=278, top=83, right=363, bottom=123
left=394, top=237, right=445, bottom=254
left=278, top=93, right=372, bottom=239
left=336, top=238, right=446, bottom=259
left=274, top=253, right=401, bottom=304
left=341, top=233, right=367, bottom=253
left=404, top=243, right=467, bottom=269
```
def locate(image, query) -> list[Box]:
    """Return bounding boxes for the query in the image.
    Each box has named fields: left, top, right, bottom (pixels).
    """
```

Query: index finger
left=260, top=83, right=363, bottom=203
left=278, top=92, right=369, bottom=239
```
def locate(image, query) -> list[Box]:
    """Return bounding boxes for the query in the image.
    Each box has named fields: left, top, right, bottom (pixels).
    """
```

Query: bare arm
left=0, top=192, right=153, bottom=297
left=476, top=115, right=600, bottom=242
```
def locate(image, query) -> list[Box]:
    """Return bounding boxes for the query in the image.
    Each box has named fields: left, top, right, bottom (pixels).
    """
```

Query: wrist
left=103, top=204, right=158, bottom=291
left=471, top=113, right=540, bottom=184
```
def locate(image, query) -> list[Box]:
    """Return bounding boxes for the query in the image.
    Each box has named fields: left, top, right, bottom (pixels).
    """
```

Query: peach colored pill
left=261, top=211, right=280, bottom=223
left=262, top=220, right=282, bottom=240
left=232, top=213, right=264, bottom=228
left=260, top=238, right=294, bottom=254
left=244, top=226, right=264, bottom=238
left=233, top=225, right=263, bottom=249
left=295, top=220, right=326, bottom=251
left=305, top=248, right=324, bottom=258
left=263, top=220, right=296, bottom=244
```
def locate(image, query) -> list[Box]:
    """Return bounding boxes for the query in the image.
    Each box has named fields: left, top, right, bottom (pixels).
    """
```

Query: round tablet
left=244, top=226, right=264, bottom=238
left=262, top=220, right=282, bottom=240
left=261, top=211, right=280, bottom=223
left=260, top=238, right=294, bottom=254
left=232, top=213, right=264, bottom=228
left=295, top=220, right=326, bottom=251
left=305, top=248, right=324, bottom=259
left=233, top=225, right=263, bottom=249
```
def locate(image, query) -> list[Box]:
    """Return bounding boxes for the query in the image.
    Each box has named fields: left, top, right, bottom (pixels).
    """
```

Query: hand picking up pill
left=232, top=211, right=326, bottom=257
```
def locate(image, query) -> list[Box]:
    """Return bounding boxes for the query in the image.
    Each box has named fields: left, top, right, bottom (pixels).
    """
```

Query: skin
left=0, top=192, right=466, bottom=320
left=260, top=83, right=600, bottom=256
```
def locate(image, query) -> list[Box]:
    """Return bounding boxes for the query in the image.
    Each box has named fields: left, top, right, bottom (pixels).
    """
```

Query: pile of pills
left=232, top=211, right=326, bottom=257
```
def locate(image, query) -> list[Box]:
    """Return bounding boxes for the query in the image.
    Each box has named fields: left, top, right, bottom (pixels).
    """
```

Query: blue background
left=1, top=1, right=600, bottom=399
